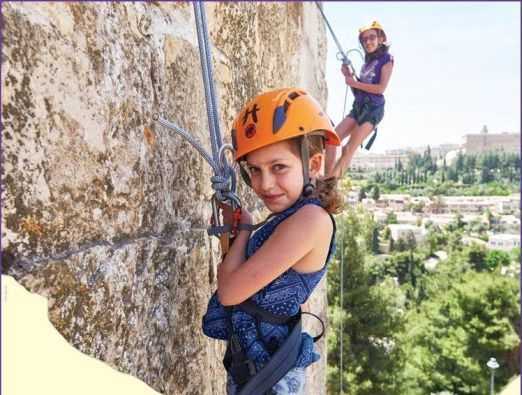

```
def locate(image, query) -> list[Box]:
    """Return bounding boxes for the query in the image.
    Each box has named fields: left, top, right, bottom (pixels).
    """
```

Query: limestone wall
left=2, top=2, right=328, bottom=394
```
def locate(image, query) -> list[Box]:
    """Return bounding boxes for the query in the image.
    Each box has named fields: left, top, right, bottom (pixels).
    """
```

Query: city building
left=388, top=224, right=426, bottom=243
left=350, top=151, right=409, bottom=170
left=377, top=194, right=410, bottom=210
left=463, top=125, right=520, bottom=154
left=487, top=233, right=520, bottom=251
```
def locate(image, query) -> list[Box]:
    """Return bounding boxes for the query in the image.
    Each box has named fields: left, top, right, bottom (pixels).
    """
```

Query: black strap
left=363, top=127, right=378, bottom=150
left=223, top=306, right=257, bottom=387
left=301, top=311, right=325, bottom=342
left=207, top=223, right=260, bottom=237
left=237, top=318, right=302, bottom=395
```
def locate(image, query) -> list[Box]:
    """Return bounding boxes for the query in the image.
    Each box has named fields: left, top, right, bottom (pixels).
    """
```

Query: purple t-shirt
left=354, top=51, right=393, bottom=106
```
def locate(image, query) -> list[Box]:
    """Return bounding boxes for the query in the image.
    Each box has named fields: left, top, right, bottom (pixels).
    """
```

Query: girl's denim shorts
left=348, top=99, right=385, bottom=127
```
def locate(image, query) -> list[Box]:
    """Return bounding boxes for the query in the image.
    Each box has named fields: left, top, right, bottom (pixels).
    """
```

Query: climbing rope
left=314, top=2, right=364, bottom=121
left=339, top=234, right=344, bottom=395
left=153, top=2, right=243, bottom=246
left=314, top=2, right=357, bottom=78
left=341, top=48, right=364, bottom=118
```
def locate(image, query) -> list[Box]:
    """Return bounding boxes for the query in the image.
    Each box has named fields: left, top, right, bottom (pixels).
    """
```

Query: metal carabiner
left=211, top=195, right=222, bottom=229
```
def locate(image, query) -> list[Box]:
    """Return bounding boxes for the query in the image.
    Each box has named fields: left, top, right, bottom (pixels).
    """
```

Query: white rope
left=340, top=235, right=344, bottom=394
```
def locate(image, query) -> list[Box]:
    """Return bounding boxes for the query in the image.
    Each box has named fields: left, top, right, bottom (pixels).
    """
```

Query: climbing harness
left=223, top=300, right=325, bottom=395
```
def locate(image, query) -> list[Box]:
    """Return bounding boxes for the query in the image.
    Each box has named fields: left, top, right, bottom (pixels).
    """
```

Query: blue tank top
left=202, top=197, right=336, bottom=370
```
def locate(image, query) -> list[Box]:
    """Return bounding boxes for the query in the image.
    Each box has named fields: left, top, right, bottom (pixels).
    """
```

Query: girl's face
left=245, top=140, right=322, bottom=213
left=361, top=29, right=382, bottom=53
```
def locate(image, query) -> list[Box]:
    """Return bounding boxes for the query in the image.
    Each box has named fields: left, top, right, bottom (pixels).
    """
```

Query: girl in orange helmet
left=202, top=88, right=342, bottom=394
left=325, top=20, right=394, bottom=177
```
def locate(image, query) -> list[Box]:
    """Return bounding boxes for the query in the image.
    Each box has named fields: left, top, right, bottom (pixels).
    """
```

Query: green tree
left=358, top=188, right=367, bottom=202
left=480, top=167, right=494, bottom=183
left=465, top=244, right=488, bottom=271
left=485, top=250, right=511, bottom=270
left=383, top=226, right=391, bottom=241
left=371, top=185, right=381, bottom=201
left=403, top=272, right=520, bottom=394
left=386, top=212, right=398, bottom=225
left=327, top=209, right=407, bottom=395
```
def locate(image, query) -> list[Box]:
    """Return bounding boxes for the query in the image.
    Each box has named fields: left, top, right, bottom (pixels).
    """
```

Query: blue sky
left=323, top=2, right=520, bottom=153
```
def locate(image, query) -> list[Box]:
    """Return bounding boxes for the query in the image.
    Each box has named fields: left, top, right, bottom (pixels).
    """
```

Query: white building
left=373, top=210, right=388, bottom=223
left=422, top=214, right=454, bottom=228
left=378, top=194, right=410, bottom=210
left=495, top=195, right=520, bottom=215
left=396, top=212, right=421, bottom=225
left=499, top=215, right=521, bottom=233
left=442, top=196, right=496, bottom=213
left=488, top=234, right=520, bottom=251
left=462, top=236, right=488, bottom=247
left=388, top=224, right=426, bottom=244
left=350, top=151, right=409, bottom=170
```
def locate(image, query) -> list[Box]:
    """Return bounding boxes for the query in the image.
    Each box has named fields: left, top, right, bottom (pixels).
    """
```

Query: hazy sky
left=323, top=2, right=520, bottom=153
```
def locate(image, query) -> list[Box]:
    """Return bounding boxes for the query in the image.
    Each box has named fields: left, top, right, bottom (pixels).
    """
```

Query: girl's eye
left=248, top=167, right=260, bottom=175
left=273, top=164, right=287, bottom=172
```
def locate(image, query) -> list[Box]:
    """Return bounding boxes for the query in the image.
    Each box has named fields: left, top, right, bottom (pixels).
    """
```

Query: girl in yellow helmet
left=325, top=20, right=394, bottom=177
left=202, top=88, right=342, bottom=394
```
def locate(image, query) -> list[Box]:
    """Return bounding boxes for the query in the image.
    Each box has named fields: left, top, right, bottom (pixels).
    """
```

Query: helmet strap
left=300, top=135, right=315, bottom=197
left=238, top=161, right=252, bottom=187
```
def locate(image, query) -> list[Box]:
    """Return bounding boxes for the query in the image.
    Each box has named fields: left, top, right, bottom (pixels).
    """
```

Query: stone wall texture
left=2, top=2, right=329, bottom=394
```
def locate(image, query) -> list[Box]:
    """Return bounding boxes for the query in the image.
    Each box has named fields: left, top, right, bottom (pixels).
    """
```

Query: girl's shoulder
left=288, top=203, right=334, bottom=235
left=382, top=51, right=394, bottom=65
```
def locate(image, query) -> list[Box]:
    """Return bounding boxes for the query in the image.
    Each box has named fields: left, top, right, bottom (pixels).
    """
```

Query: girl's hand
left=345, top=74, right=357, bottom=87
left=341, top=64, right=351, bottom=77
left=219, top=202, right=253, bottom=226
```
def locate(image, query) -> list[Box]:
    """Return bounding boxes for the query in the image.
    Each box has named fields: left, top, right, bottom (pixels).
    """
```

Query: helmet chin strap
left=301, top=135, right=315, bottom=197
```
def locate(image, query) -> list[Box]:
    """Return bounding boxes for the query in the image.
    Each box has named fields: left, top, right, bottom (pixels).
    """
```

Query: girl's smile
left=361, top=29, right=381, bottom=53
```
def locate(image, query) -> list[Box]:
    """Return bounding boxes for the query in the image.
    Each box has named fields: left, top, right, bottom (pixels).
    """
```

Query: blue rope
left=153, top=2, right=241, bottom=238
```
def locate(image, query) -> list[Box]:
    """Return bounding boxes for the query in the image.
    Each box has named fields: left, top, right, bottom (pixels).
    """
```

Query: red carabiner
left=231, top=207, right=242, bottom=238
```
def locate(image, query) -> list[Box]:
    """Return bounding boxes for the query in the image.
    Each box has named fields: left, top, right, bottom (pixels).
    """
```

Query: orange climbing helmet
left=358, top=20, right=387, bottom=44
left=231, top=88, right=340, bottom=161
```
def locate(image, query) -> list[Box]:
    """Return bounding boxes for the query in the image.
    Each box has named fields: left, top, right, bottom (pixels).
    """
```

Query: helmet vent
left=288, top=91, right=300, bottom=100
left=272, top=106, right=286, bottom=134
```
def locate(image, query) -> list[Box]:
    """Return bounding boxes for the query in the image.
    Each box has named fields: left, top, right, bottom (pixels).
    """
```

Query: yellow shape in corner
left=1, top=275, right=161, bottom=395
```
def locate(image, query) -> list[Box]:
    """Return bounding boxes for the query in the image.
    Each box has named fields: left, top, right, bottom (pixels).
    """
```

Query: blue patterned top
left=202, top=197, right=336, bottom=370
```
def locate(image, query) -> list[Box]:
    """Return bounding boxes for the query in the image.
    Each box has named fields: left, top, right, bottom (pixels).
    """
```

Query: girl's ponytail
left=305, top=135, right=345, bottom=214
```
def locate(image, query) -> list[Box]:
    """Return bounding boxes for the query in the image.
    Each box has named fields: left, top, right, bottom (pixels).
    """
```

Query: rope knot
left=211, top=175, right=232, bottom=202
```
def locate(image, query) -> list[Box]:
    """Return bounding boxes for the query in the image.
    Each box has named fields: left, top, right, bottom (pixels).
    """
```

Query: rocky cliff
left=2, top=2, right=329, bottom=394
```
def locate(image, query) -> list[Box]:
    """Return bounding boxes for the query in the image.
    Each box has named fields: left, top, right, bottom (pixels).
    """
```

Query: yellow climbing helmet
left=231, top=88, right=340, bottom=161
left=358, top=20, right=387, bottom=43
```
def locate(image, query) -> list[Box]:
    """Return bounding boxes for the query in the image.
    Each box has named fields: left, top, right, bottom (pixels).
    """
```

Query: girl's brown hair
left=292, top=135, right=344, bottom=215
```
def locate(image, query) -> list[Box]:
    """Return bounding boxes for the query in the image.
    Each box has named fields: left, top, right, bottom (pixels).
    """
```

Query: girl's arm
left=217, top=204, right=332, bottom=306
left=347, top=61, right=393, bottom=94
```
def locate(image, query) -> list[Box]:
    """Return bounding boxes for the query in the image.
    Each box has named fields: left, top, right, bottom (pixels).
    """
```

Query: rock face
left=2, top=3, right=328, bottom=394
